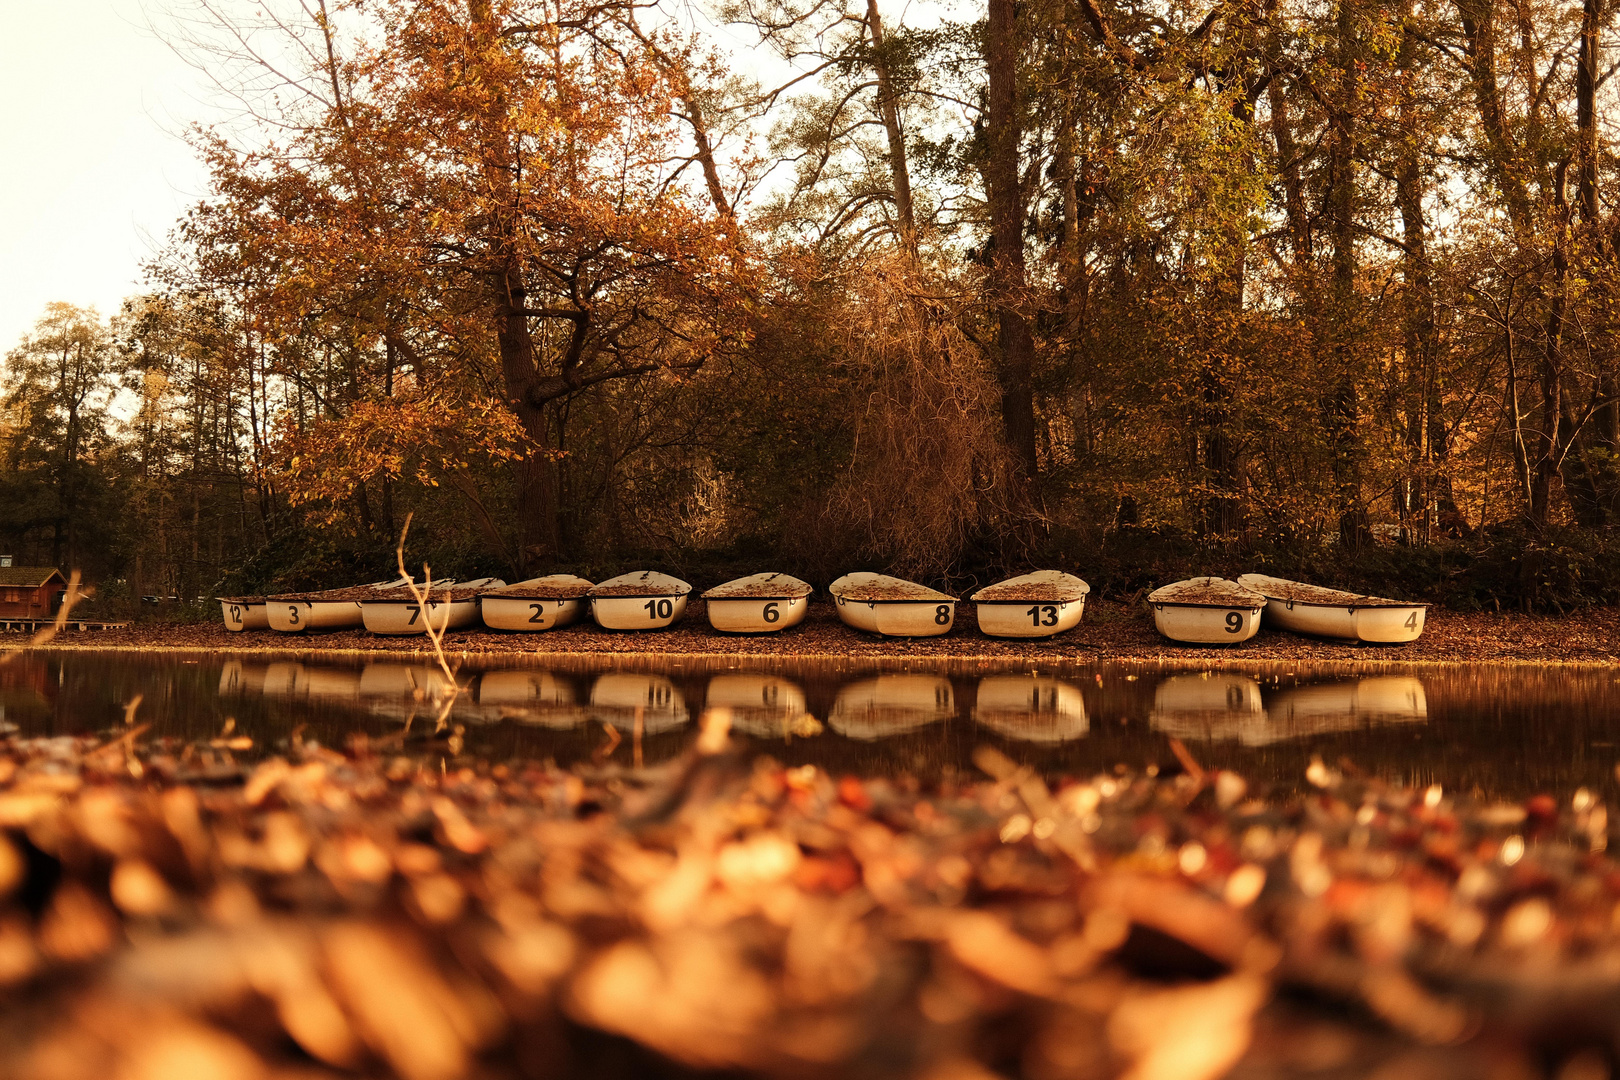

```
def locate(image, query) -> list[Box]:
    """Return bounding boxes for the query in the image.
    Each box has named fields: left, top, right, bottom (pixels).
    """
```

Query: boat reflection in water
left=475, top=670, right=589, bottom=729
left=830, top=675, right=955, bottom=740
left=1151, top=673, right=1427, bottom=745
left=217, top=661, right=268, bottom=696
left=972, top=676, right=1088, bottom=742
left=589, top=673, right=689, bottom=733
left=705, top=674, right=820, bottom=738
left=358, top=663, right=458, bottom=700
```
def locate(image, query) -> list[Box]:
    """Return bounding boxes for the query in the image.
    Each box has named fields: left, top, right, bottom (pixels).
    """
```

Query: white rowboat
left=1236, top=574, right=1429, bottom=643
left=972, top=676, right=1089, bottom=742
left=828, top=573, right=956, bottom=637
left=219, top=597, right=269, bottom=632
left=970, top=571, right=1090, bottom=638
left=266, top=577, right=413, bottom=632
left=480, top=575, right=595, bottom=631
left=589, top=571, right=692, bottom=630
left=1147, top=577, right=1266, bottom=644
left=360, top=577, right=504, bottom=636
left=702, top=573, right=812, bottom=633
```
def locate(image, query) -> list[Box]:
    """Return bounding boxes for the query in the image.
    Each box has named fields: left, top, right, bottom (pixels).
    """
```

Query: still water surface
left=5, top=651, right=1620, bottom=796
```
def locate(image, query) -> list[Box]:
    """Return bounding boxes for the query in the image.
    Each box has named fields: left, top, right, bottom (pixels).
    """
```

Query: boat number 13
left=1024, top=605, right=1059, bottom=627
left=644, top=598, right=674, bottom=619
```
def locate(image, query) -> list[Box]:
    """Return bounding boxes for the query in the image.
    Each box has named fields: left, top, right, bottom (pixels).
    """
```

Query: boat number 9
left=763, top=602, right=780, bottom=623
left=406, top=605, right=420, bottom=625
left=934, top=604, right=951, bottom=625
left=1403, top=611, right=1418, bottom=629
left=287, top=606, right=300, bottom=625
left=644, top=598, right=674, bottom=619
left=1224, top=611, right=1242, bottom=633
left=529, top=603, right=545, bottom=623
left=1024, top=604, right=1059, bottom=627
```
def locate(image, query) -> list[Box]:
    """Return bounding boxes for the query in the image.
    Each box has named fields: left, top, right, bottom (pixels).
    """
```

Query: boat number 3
left=406, top=605, right=420, bottom=625
left=1224, top=611, right=1243, bottom=633
left=762, top=602, right=780, bottom=623
left=644, top=598, right=674, bottom=619
left=934, top=605, right=951, bottom=625
left=287, top=606, right=300, bottom=625
left=1024, top=604, right=1059, bottom=627
left=1403, top=611, right=1419, bottom=629
left=529, top=603, right=545, bottom=623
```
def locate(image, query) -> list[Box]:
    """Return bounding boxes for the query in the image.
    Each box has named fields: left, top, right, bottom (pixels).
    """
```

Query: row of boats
left=220, top=661, right=1427, bottom=745
left=220, top=568, right=1428, bottom=645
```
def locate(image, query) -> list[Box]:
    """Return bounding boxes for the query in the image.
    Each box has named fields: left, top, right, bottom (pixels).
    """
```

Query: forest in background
left=3, top=0, right=1619, bottom=614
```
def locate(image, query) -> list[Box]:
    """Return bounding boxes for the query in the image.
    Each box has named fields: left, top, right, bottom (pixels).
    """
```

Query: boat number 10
left=643, top=598, right=675, bottom=619
left=1024, top=605, right=1059, bottom=627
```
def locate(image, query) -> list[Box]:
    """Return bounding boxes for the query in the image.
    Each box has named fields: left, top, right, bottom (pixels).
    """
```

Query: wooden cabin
left=0, top=563, right=67, bottom=620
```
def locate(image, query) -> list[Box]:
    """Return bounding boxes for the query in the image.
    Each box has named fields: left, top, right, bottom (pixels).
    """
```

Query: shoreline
left=20, top=599, right=1620, bottom=672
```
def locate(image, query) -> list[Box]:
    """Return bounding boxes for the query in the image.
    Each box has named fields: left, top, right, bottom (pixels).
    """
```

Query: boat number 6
left=934, top=605, right=951, bottom=625
left=644, top=598, right=674, bottom=619
left=529, top=603, right=545, bottom=623
left=1224, top=611, right=1242, bottom=633
left=762, top=602, right=780, bottom=623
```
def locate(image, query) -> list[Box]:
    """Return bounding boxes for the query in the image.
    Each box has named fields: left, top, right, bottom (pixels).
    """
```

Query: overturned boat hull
left=1151, top=603, right=1264, bottom=644
left=976, top=598, right=1085, bottom=638
left=481, top=596, right=586, bottom=631
left=220, top=599, right=269, bottom=632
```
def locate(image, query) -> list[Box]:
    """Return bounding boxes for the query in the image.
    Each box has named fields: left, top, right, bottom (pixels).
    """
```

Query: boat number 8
left=934, top=605, right=951, bottom=625
left=1024, top=604, right=1059, bottom=627
left=644, top=598, right=674, bottom=619
left=763, top=602, right=780, bottom=623
left=529, top=603, right=545, bottom=623
left=1224, top=611, right=1242, bottom=633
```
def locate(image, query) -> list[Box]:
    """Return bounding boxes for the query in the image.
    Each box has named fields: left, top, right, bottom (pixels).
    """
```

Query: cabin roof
left=0, top=567, right=65, bottom=588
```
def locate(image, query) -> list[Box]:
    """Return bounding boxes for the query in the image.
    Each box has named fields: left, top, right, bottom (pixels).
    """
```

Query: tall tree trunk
left=1327, top=0, right=1369, bottom=548
left=984, top=0, right=1039, bottom=480
left=866, top=0, right=917, bottom=249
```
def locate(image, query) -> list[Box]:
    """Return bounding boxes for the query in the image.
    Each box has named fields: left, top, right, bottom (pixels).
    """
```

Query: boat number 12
left=1024, top=605, right=1059, bottom=627
left=1224, top=611, right=1243, bottom=633
left=644, top=598, right=674, bottom=620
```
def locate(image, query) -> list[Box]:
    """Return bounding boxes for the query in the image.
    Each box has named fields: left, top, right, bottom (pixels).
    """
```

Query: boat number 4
left=934, top=605, right=951, bottom=625
left=1404, top=611, right=1419, bottom=629
left=762, top=602, right=780, bottom=623
left=643, top=598, right=674, bottom=619
left=1024, top=605, right=1059, bottom=627
left=1224, top=611, right=1243, bottom=633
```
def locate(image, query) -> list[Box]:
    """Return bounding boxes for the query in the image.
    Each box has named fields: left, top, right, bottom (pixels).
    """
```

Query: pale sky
left=0, top=0, right=215, bottom=351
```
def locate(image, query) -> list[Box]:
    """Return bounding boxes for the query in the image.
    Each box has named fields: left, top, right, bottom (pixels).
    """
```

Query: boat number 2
left=1403, top=611, right=1419, bottom=629
left=1024, top=604, right=1059, bottom=627
left=529, top=603, right=545, bottom=623
left=1224, top=611, right=1243, bottom=633
left=644, top=598, right=674, bottom=620
left=934, top=605, right=951, bottom=625
left=762, top=602, right=780, bottom=623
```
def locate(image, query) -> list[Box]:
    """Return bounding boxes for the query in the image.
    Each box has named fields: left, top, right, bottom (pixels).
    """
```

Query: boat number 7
left=529, top=603, right=545, bottom=623
left=1024, top=604, right=1059, bottom=627
left=406, top=605, right=420, bottom=625
left=934, top=605, right=951, bottom=625
left=1224, top=611, right=1242, bottom=633
left=762, top=602, right=780, bottom=623
left=644, top=598, right=674, bottom=619
left=1404, top=610, right=1418, bottom=629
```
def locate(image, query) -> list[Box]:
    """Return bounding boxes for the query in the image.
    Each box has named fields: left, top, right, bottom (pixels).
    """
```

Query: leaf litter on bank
left=0, top=711, right=1616, bottom=1077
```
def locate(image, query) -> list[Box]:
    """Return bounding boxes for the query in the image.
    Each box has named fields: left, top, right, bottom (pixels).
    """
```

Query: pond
left=4, top=650, right=1620, bottom=796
